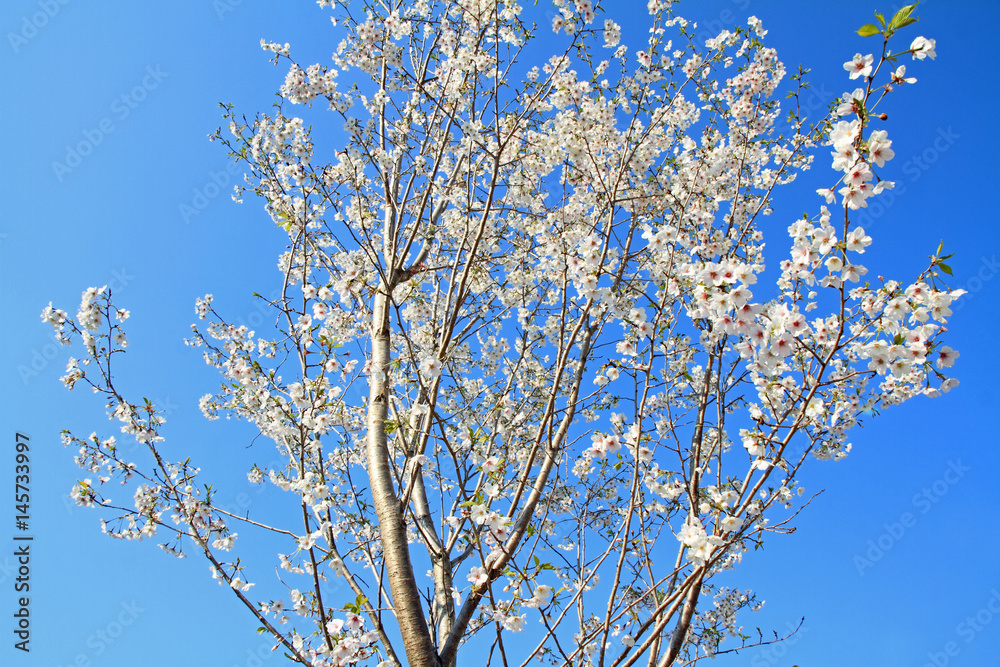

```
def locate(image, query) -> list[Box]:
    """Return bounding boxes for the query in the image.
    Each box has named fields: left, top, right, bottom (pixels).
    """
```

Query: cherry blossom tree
left=44, top=2, right=959, bottom=666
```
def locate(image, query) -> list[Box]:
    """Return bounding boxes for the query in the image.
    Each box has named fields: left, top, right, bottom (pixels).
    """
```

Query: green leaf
left=856, top=23, right=880, bottom=37
left=874, top=11, right=886, bottom=28
left=275, top=211, right=293, bottom=231
left=889, top=3, right=919, bottom=32
left=938, top=263, right=953, bottom=276
left=935, top=240, right=944, bottom=256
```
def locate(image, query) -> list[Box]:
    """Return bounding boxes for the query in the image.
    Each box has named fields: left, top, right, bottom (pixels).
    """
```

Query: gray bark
left=367, top=284, right=439, bottom=667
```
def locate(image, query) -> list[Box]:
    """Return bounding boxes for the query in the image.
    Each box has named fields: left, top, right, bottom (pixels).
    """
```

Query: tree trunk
left=367, top=285, right=439, bottom=667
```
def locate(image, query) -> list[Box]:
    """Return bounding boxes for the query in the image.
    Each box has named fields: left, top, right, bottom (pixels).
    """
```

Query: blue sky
left=2, top=1, right=999, bottom=665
